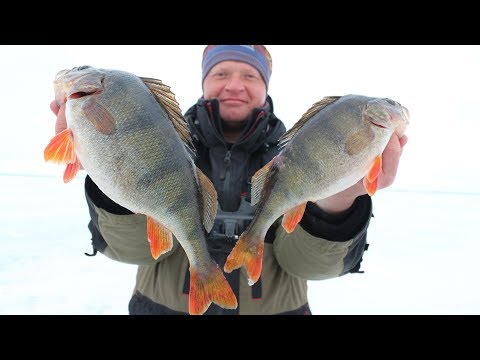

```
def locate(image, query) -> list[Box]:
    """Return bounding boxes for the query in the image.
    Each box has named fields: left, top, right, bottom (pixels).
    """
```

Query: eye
left=213, top=72, right=226, bottom=78
left=244, top=73, right=259, bottom=80
left=385, top=98, right=400, bottom=106
left=76, top=65, right=92, bottom=71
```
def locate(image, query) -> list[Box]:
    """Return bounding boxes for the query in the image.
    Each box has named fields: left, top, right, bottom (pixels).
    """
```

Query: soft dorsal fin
left=195, top=167, right=218, bottom=233
left=140, top=77, right=196, bottom=156
left=250, top=157, right=276, bottom=206
left=278, top=96, right=341, bottom=151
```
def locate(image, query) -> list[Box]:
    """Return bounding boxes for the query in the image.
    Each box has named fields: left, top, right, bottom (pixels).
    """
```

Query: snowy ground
left=1, top=174, right=479, bottom=315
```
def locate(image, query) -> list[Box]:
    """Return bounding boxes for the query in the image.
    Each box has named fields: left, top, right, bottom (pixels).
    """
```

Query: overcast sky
left=1, top=45, right=479, bottom=193
left=1, top=45, right=479, bottom=314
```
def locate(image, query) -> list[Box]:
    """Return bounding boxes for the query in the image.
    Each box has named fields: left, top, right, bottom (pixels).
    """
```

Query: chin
left=224, top=117, right=248, bottom=124
left=220, top=112, right=250, bottom=123
left=219, top=104, right=251, bottom=120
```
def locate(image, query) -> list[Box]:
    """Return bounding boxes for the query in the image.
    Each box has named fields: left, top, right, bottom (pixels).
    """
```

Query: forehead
left=209, top=60, right=261, bottom=74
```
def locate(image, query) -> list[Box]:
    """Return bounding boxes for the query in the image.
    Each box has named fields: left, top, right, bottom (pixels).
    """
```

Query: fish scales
left=45, top=66, right=237, bottom=314
left=224, top=94, right=409, bottom=285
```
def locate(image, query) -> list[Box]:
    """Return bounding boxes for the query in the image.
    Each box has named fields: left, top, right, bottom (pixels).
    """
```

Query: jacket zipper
left=222, top=150, right=232, bottom=201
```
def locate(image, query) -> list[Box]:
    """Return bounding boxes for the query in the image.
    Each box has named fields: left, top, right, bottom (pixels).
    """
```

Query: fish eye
left=385, top=98, right=399, bottom=106
left=76, top=65, right=92, bottom=71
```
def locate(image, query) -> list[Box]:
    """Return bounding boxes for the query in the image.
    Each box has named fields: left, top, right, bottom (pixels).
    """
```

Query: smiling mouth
left=223, top=99, right=245, bottom=103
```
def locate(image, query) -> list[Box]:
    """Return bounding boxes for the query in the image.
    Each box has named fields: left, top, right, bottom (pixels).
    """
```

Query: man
left=50, top=45, right=408, bottom=314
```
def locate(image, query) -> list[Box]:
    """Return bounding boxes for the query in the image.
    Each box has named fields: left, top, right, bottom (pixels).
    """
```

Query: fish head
left=54, top=65, right=105, bottom=108
left=364, top=97, right=410, bottom=138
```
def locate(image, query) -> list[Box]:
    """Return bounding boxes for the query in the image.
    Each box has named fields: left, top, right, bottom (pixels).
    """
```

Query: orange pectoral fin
left=147, top=216, right=173, bottom=259
left=44, top=129, right=75, bottom=164
left=282, top=202, right=307, bottom=233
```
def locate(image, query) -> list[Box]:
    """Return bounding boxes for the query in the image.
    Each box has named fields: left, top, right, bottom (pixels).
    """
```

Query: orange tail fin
left=224, top=234, right=264, bottom=285
left=189, top=265, right=238, bottom=315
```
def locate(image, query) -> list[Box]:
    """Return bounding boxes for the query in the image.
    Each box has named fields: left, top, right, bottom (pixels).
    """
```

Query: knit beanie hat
left=202, top=45, right=272, bottom=89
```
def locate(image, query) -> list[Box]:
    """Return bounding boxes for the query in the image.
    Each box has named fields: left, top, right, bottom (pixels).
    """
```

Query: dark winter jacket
left=84, top=96, right=373, bottom=315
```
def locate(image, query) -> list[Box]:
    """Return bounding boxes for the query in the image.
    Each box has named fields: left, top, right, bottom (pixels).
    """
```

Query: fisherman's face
left=203, top=61, right=267, bottom=124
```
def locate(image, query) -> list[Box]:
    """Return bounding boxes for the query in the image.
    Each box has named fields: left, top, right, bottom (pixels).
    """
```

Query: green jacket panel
left=94, top=205, right=179, bottom=265
left=273, top=213, right=371, bottom=280
left=133, top=243, right=308, bottom=315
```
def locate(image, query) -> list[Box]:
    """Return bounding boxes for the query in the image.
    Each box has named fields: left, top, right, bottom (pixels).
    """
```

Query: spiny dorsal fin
left=278, top=96, right=341, bottom=151
left=140, top=77, right=195, bottom=155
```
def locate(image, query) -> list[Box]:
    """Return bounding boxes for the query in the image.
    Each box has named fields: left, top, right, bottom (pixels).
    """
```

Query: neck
left=221, top=121, right=247, bottom=143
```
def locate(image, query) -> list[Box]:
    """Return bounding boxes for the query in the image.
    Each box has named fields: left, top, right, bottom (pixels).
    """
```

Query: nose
left=224, top=75, right=245, bottom=92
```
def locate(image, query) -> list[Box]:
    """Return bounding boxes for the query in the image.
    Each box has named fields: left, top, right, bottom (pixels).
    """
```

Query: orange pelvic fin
left=44, top=129, right=75, bottom=164
left=363, top=155, right=382, bottom=196
left=282, top=202, right=307, bottom=233
left=147, top=216, right=173, bottom=259
left=224, top=234, right=264, bottom=285
left=363, top=176, right=378, bottom=196
left=189, top=265, right=238, bottom=315
left=63, top=158, right=80, bottom=183
left=366, top=155, right=382, bottom=183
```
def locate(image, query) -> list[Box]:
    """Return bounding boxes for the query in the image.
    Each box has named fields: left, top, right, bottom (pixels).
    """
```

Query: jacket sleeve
left=84, top=176, right=180, bottom=265
left=272, top=194, right=372, bottom=280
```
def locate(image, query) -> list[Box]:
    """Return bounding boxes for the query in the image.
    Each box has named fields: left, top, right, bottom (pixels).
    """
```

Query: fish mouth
left=68, top=88, right=101, bottom=100
left=365, top=115, right=388, bottom=129
left=65, top=72, right=105, bottom=100
left=55, top=83, right=103, bottom=106
left=55, top=68, right=105, bottom=106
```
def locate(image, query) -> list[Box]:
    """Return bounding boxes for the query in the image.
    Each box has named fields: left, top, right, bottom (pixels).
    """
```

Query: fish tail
left=189, top=264, right=238, bottom=315
left=224, top=233, right=264, bottom=285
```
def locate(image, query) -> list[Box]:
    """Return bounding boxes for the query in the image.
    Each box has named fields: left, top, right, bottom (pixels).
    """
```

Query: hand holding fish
left=314, top=132, right=408, bottom=214
left=50, top=100, right=67, bottom=134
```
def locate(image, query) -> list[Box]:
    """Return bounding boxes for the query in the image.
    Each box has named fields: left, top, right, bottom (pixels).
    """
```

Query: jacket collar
left=185, top=95, right=281, bottom=153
